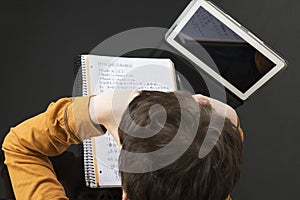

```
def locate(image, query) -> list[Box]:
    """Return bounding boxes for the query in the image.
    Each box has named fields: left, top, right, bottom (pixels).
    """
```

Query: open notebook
left=79, top=55, right=177, bottom=187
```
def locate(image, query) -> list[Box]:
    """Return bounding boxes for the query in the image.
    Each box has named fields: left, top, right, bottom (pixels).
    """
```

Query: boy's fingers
left=192, top=94, right=210, bottom=105
left=111, top=90, right=140, bottom=125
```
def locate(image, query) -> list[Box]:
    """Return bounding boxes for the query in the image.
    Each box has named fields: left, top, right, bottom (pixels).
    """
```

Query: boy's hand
left=192, top=94, right=238, bottom=127
left=89, top=90, right=140, bottom=146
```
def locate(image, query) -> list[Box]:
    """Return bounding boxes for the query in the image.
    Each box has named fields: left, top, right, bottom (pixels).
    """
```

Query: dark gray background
left=0, top=0, right=299, bottom=199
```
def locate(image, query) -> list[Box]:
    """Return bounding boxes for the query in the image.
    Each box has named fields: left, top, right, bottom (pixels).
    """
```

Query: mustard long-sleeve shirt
left=2, top=96, right=104, bottom=200
left=2, top=96, right=243, bottom=200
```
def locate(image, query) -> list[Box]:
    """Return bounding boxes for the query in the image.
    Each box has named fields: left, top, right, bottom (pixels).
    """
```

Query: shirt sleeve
left=237, top=117, right=244, bottom=142
left=2, top=96, right=105, bottom=200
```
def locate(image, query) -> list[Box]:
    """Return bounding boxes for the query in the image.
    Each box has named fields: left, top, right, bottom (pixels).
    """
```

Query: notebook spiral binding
left=78, top=55, right=97, bottom=188
left=72, top=56, right=83, bottom=97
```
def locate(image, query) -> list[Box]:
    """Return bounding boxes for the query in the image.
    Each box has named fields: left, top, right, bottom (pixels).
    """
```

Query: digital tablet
left=165, top=0, right=287, bottom=100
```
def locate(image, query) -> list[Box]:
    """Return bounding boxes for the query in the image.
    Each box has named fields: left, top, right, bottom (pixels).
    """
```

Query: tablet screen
left=174, top=6, right=275, bottom=93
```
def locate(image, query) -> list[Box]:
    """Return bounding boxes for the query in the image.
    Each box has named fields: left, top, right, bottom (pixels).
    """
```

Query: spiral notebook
left=78, top=55, right=177, bottom=187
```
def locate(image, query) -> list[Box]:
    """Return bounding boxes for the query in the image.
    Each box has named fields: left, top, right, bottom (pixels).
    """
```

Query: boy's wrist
left=89, top=96, right=99, bottom=124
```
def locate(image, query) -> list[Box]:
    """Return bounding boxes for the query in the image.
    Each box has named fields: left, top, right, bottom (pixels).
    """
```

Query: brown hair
left=118, top=91, right=243, bottom=200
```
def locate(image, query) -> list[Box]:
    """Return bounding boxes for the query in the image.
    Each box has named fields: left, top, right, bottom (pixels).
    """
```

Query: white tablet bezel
left=165, top=0, right=287, bottom=100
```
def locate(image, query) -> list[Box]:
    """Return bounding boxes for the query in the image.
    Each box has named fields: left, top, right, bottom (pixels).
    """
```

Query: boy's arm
left=2, top=96, right=105, bottom=200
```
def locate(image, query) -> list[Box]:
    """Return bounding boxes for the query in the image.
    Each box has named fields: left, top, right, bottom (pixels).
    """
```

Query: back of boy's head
left=118, top=91, right=243, bottom=200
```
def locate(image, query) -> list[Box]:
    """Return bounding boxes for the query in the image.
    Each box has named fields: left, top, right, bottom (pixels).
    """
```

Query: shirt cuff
left=237, top=117, right=244, bottom=142
left=67, top=96, right=106, bottom=141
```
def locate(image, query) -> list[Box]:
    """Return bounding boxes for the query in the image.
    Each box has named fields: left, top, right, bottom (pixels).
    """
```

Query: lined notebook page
left=84, top=55, right=177, bottom=187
